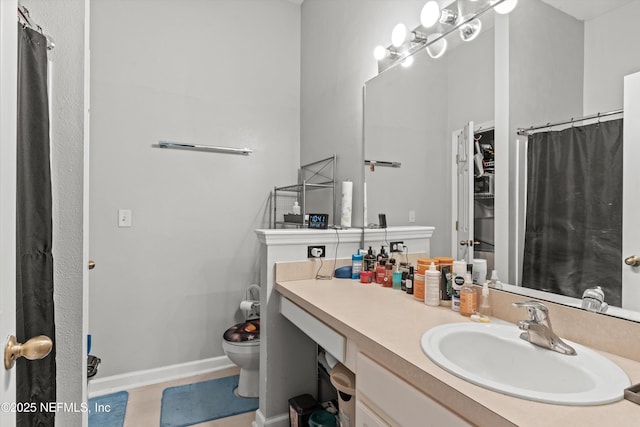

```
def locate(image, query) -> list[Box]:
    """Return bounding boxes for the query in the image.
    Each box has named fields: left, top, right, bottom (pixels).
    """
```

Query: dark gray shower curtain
left=522, top=119, right=623, bottom=306
left=16, top=25, right=56, bottom=427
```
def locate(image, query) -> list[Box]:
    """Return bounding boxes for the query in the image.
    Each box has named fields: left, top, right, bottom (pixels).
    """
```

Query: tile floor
left=122, top=366, right=256, bottom=426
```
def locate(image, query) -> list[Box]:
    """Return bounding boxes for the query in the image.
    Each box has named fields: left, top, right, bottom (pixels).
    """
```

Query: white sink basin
left=421, top=322, right=630, bottom=405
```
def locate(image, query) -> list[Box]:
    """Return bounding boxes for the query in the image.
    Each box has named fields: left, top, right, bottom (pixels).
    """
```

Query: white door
left=622, top=71, right=640, bottom=311
left=0, top=0, right=19, bottom=422
left=454, top=122, right=474, bottom=263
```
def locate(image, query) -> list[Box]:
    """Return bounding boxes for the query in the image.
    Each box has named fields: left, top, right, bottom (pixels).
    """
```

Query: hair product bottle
left=425, top=262, right=440, bottom=307
left=459, top=273, right=478, bottom=316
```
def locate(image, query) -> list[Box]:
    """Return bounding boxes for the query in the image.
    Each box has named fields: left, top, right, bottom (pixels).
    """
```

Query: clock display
left=308, top=214, right=329, bottom=229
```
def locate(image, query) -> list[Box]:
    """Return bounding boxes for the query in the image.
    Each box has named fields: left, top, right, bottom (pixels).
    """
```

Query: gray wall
left=20, top=0, right=86, bottom=425
left=89, top=0, right=300, bottom=377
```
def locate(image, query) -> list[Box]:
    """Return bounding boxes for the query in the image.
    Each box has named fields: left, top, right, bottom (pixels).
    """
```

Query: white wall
left=89, top=0, right=300, bottom=377
left=584, top=0, right=640, bottom=114
left=19, top=0, right=86, bottom=425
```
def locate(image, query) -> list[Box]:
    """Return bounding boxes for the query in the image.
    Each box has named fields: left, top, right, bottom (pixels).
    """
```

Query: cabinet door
left=356, top=401, right=390, bottom=427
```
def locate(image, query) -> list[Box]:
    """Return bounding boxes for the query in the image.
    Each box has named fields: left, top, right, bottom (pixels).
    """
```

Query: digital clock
left=308, top=213, right=329, bottom=229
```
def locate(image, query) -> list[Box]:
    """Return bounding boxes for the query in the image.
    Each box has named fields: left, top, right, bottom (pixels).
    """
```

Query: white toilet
left=222, top=286, right=260, bottom=398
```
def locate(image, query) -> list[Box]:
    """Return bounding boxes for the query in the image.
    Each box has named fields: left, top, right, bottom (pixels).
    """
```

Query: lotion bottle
left=424, top=262, right=440, bottom=306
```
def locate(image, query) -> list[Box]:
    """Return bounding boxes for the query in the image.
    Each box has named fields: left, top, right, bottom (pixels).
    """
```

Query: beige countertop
left=276, top=277, right=640, bottom=427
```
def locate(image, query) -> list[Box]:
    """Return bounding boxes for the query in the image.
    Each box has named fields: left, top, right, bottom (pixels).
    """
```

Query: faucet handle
left=512, top=301, right=549, bottom=323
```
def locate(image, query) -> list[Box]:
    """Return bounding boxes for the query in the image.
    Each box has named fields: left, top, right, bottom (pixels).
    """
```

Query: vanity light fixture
left=459, top=17, right=482, bottom=42
left=401, top=55, right=414, bottom=67
left=491, top=0, right=518, bottom=14
left=373, top=45, right=399, bottom=61
left=420, top=1, right=441, bottom=28
left=374, top=0, right=518, bottom=72
left=426, top=34, right=447, bottom=58
left=391, top=23, right=408, bottom=47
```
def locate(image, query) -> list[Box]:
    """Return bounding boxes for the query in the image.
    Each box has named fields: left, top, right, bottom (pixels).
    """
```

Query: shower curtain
left=16, top=24, right=56, bottom=426
left=521, top=119, right=623, bottom=306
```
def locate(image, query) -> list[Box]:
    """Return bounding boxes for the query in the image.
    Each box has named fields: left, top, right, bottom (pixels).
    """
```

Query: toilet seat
left=223, top=319, right=260, bottom=344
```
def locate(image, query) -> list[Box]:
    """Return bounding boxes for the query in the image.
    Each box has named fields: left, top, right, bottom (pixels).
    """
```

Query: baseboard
left=254, top=409, right=289, bottom=427
left=88, top=355, right=234, bottom=398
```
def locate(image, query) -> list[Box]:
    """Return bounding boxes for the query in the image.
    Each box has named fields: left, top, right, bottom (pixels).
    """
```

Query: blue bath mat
left=88, top=391, right=128, bottom=427
left=160, top=375, right=258, bottom=427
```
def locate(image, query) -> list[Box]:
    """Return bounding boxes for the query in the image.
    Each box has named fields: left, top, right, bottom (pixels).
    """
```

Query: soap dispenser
left=364, top=247, right=376, bottom=271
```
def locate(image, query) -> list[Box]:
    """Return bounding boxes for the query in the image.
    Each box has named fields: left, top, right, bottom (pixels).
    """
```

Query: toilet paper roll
left=341, top=181, right=353, bottom=228
left=240, top=300, right=255, bottom=312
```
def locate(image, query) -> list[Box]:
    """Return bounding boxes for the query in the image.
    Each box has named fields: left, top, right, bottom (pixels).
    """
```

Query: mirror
left=364, top=0, right=640, bottom=321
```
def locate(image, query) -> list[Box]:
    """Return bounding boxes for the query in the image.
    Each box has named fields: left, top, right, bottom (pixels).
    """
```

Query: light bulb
left=460, top=18, right=482, bottom=42
left=426, top=34, right=447, bottom=59
left=491, top=0, right=518, bottom=15
left=420, top=1, right=441, bottom=28
left=373, top=45, right=387, bottom=60
left=391, top=23, right=407, bottom=48
left=401, top=55, right=414, bottom=68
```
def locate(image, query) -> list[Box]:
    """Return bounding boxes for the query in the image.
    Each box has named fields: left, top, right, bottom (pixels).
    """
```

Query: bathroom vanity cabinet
left=274, top=277, right=640, bottom=427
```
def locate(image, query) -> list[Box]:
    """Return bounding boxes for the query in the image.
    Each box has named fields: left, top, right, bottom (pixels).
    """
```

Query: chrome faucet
left=512, top=301, right=577, bottom=356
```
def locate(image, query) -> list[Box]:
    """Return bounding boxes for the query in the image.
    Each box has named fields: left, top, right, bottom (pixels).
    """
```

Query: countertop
left=276, top=277, right=640, bottom=427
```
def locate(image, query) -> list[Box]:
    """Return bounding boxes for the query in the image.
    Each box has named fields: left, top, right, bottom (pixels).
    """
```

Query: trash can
left=330, top=363, right=356, bottom=427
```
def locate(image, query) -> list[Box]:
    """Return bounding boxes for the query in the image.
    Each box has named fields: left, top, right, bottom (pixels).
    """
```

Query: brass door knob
left=625, top=256, right=640, bottom=267
left=88, top=260, right=96, bottom=270
left=459, top=240, right=481, bottom=246
left=4, top=335, right=53, bottom=370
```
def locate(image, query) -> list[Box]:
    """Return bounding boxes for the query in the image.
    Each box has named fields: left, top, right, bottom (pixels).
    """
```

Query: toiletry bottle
left=413, top=269, right=425, bottom=301
left=478, top=281, right=492, bottom=317
left=425, top=262, right=440, bottom=307
left=351, top=252, right=363, bottom=280
left=451, top=260, right=467, bottom=312
left=488, top=270, right=503, bottom=290
left=406, top=266, right=414, bottom=295
left=292, top=201, right=301, bottom=215
left=399, top=262, right=409, bottom=291
left=459, top=273, right=478, bottom=316
left=376, top=260, right=387, bottom=285
left=392, top=270, right=403, bottom=290
left=377, top=245, right=389, bottom=265
left=364, top=247, right=376, bottom=271
left=383, top=262, right=393, bottom=288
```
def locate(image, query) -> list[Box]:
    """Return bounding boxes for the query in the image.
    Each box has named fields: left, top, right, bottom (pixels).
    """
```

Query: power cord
left=315, top=228, right=340, bottom=280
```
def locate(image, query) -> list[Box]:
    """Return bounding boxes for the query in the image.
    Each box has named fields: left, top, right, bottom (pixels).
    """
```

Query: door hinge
left=456, top=220, right=459, bottom=231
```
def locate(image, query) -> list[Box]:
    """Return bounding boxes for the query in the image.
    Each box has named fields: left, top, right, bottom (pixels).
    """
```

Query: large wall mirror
left=364, top=0, right=640, bottom=321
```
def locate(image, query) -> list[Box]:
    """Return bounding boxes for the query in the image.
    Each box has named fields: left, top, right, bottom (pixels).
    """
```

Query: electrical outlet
left=307, top=245, right=325, bottom=258
left=390, top=241, right=404, bottom=252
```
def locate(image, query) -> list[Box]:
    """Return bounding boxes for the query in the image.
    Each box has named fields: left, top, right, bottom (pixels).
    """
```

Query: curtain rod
left=517, top=109, right=623, bottom=136
left=156, top=141, right=253, bottom=156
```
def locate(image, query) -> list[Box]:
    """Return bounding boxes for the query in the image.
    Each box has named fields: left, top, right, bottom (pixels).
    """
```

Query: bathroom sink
left=421, top=322, right=630, bottom=405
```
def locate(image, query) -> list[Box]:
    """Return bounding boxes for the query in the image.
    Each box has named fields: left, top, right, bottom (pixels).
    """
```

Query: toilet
left=222, top=319, right=260, bottom=398
left=222, top=286, right=260, bottom=398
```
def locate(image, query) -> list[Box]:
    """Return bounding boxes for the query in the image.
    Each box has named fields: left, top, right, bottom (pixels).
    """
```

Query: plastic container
left=359, top=270, right=373, bottom=284
left=309, top=410, right=337, bottom=427
left=459, top=273, right=477, bottom=316
left=330, top=363, right=356, bottom=427
left=392, top=271, right=403, bottom=290
left=363, top=247, right=376, bottom=271
left=289, top=394, right=319, bottom=427
left=451, top=260, right=467, bottom=312
left=425, top=262, right=440, bottom=306
left=413, top=272, right=425, bottom=301
left=472, top=259, right=487, bottom=285
left=375, top=260, right=387, bottom=285
left=351, top=253, right=363, bottom=279
left=383, top=263, right=393, bottom=288
left=478, top=281, right=492, bottom=316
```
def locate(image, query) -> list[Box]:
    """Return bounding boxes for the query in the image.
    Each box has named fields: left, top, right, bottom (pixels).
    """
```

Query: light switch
left=118, top=209, right=132, bottom=227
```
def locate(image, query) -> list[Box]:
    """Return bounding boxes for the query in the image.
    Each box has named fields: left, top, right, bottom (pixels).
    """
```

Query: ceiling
left=540, top=0, right=636, bottom=21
